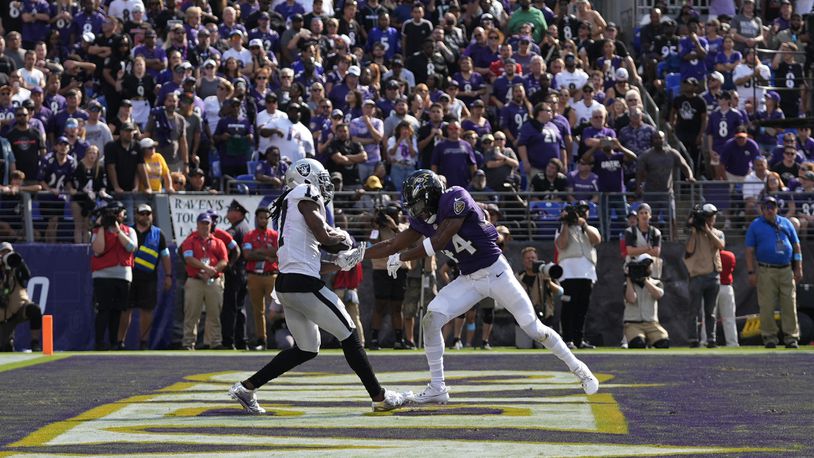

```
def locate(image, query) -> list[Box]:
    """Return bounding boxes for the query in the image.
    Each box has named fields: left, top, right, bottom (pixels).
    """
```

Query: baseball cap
left=88, top=100, right=102, bottom=111
left=634, top=253, right=654, bottom=264
left=228, top=199, right=248, bottom=214
left=120, top=121, right=136, bottom=131
left=392, top=58, right=404, bottom=67
left=229, top=29, right=244, bottom=38
left=708, top=71, right=725, bottom=83
left=197, top=212, right=212, bottom=223
left=188, top=167, right=205, bottom=177
left=0, top=242, right=12, bottom=253
left=120, top=99, right=133, bottom=107
left=65, top=118, right=79, bottom=129
left=139, top=137, right=156, bottom=149
left=504, top=58, right=516, bottom=66
left=137, top=203, right=152, bottom=213
left=474, top=169, right=486, bottom=176
left=56, top=136, right=70, bottom=144
left=249, top=38, right=263, bottom=48
left=472, top=99, right=485, bottom=108
left=766, top=91, right=781, bottom=102
left=803, top=171, right=814, bottom=181
left=331, top=108, right=344, bottom=118
left=686, top=77, right=699, bottom=86
left=330, top=171, right=343, bottom=182
left=627, top=209, right=638, bottom=218
left=362, top=99, right=376, bottom=106
left=365, top=175, right=383, bottom=190
left=614, top=68, right=629, bottom=81
left=30, top=86, right=43, bottom=94
left=132, top=4, right=145, bottom=13
left=606, top=21, right=618, bottom=30
left=348, top=66, right=361, bottom=77
left=144, top=29, right=157, bottom=38
left=292, top=13, right=304, bottom=22
left=259, top=11, right=270, bottom=19
left=701, top=203, right=718, bottom=215
left=226, top=97, right=241, bottom=106
left=183, top=76, right=197, bottom=85
left=203, top=59, right=217, bottom=68
left=762, top=195, right=778, bottom=206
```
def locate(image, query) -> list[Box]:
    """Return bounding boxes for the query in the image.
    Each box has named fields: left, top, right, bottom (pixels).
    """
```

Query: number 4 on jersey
left=442, top=234, right=476, bottom=263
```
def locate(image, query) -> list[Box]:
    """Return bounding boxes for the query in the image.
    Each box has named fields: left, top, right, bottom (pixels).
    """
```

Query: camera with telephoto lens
left=532, top=260, right=563, bottom=279
left=375, top=203, right=402, bottom=228
left=626, top=260, right=651, bottom=283
left=91, top=201, right=125, bottom=228
left=687, top=203, right=718, bottom=230
left=560, top=201, right=590, bottom=225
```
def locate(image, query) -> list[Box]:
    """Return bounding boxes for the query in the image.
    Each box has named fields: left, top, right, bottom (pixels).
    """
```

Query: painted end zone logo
left=7, top=370, right=776, bottom=456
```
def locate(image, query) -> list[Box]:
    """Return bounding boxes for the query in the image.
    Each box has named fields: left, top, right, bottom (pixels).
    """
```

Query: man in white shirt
left=255, top=92, right=289, bottom=157
left=108, top=0, right=146, bottom=21
left=743, top=156, right=768, bottom=217
left=18, top=50, right=45, bottom=90
left=553, top=54, right=589, bottom=93
left=733, top=49, right=771, bottom=110
left=260, top=102, right=314, bottom=163
left=222, top=30, right=252, bottom=67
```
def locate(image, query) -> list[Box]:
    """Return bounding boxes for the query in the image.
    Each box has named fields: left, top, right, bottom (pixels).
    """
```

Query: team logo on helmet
left=453, top=198, right=465, bottom=215
left=296, top=162, right=311, bottom=177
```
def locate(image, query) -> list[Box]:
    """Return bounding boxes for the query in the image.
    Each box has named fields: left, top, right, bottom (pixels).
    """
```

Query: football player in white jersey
left=229, top=158, right=409, bottom=413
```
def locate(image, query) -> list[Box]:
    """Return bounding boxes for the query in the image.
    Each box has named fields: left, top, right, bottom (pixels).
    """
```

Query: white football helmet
left=285, top=158, right=334, bottom=203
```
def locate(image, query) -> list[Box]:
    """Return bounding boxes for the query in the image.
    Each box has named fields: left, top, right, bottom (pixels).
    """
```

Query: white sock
left=522, top=320, right=580, bottom=372
left=422, top=311, right=449, bottom=388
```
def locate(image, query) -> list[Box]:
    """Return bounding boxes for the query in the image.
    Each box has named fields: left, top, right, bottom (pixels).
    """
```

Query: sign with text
left=168, top=195, right=272, bottom=242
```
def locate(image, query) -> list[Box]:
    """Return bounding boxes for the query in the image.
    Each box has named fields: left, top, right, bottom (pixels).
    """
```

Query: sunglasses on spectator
left=785, top=151, right=797, bottom=156
left=218, top=86, right=228, bottom=90
left=483, top=139, right=493, bottom=144
left=137, top=211, right=152, bottom=215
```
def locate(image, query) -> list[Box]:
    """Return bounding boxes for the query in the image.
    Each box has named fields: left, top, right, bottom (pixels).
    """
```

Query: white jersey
left=277, top=183, right=324, bottom=278
left=733, top=63, right=771, bottom=111
left=553, top=69, right=589, bottom=91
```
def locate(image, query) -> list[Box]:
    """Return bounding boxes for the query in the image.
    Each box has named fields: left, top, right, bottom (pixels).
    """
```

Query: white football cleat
left=229, top=382, right=267, bottom=414
left=407, top=384, right=450, bottom=404
left=572, top=361, right=599, bottom=395
left=372, top=389, right=411, bottom=412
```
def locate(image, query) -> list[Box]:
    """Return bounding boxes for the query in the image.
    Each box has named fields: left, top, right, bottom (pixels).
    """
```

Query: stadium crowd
left=0, top=0, right=809, bottom=350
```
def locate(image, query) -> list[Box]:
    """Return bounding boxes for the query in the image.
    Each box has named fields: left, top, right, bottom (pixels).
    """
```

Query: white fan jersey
left=277, top=183, right=325, bottom=278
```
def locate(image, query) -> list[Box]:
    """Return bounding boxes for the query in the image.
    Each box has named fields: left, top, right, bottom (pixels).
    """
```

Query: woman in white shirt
left=385, top=120, right=418, bottom=191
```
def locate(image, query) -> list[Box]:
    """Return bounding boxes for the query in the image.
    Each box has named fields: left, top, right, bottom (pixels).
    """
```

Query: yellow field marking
left=589, top=393, right=629, bottom=435
left=0, top=354, right=70, bottom=373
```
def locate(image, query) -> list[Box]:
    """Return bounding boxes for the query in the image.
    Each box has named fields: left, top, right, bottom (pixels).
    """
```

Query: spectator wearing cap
left=242, top=205, right=280, bottom=350
left=213, top=98, right=254, bottom=178
left=255, top=145, right=288, bottom=189
left=569, top=82, right=602, bottom=128
left=117, top=202, right=171, bottom=350
left=754, top=91, right=785, bottom=153
left=491, top=57, right=525, bottom=111
left=317, top=108, right=346, bottom=159
left=683, top=202, right=725, bottom=347
left=108, top=99, right=141, bottom=141
left=701, top=71, right=726, bottom=113
left=259, top=101, right=314, bottom=164
left=218, top=199, right=250, bottom=350
left=328, top=64, right=363, bottom=111
left=155, top=63, right=187, bottom=107
left=518, top=101, right=567, bottom=181
left=530, top=157, right=568, bottom=201
left=223, top=29, right=252, bottom=67
left=38, top=136, right=77, bottom=242
left=247, top=11, right=279, bottom=53
left=705, top=91, right=744, bottom=174
left=139, top=137, right=174, bottom=193
left=84, top=101, right=114, bottom=154
left=349, top=99, right=384, bottom=182
left=108, top=0, right=146, bottom=22
left=619, top=107, right=657, bottom=158
left=718, top=128, right=760, bottom=182
left=63, top=117, right=90, bottom=161
left=383, top=95, right=420, bottom=140
left=6, top=107, right=45, bottom=183
left=623, top=253, right=669, bottom=349
left=133, top=29, right=168, bottom=79
left=49, top=90, right=89, bottom=147
left=383, top=56, right=416, bottom=90
left=190, top=32, right=222, bottom=80
left=792, top=170, right=814, bottom=232
left=105, top=120, right=149, bottom=199
left=771, top=40, right=804, bottom=119
left=121, top=57, right=156, bottom=129
left=430, top=120, right=477, bottom=188
left=178, top=91, right=204, bottom=168
left=568, top=153, right=599, bottom=203
left=669, top=77, right=707, bottom=176
left=733, top=47, right=771, bottom=110
left=179, top=211, right=229, bottom=350
left=145, top=92, right=189, bottom=173
left=745, top=196, right=803, bottom=348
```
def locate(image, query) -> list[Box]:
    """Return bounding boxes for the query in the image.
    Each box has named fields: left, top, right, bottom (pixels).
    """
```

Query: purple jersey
left=452, top=72, right=485, bottom=106
left=499, top=102, right=529, bottom=139
left=719, top=137, right=760, bottom=176
left=568, top=170, right=599, bottom=201
left=596, top=56, right=623, bottom=90
left=705, top=36, right=724, bottom=68
left=460, top=118, right=492, bottom=138
left=408, top=186, right=502, bottom=275
left=273, top=1, right=305, bottom=20
left=51, top=4, right=80, bottom=50
left=431, top=140, right=476, bottom=188
left=463, top=43, right=497, bottom=71
left=755, top=109, right=784, bottom=145
left=367, top=27, right=400, bottom=60
left=249, top=29, right=280, bottom=54
left=22, top=0, right=51, bottom=44
left=38, top=153, right=77, bottom=191
left=679, top=36, right=709, bottom=81
left=517, top=119, right=564, bottom=170
left=592, top=151, right=626, bottom=192
left=492, top=74, right=525, bottom=105
left=72, top=11, right=106, bottom=42
left=523, top=73, right=545, bottom=99
left=50, top=109, right=89, bottom=137
left=706, top=108, right=744, bottom=151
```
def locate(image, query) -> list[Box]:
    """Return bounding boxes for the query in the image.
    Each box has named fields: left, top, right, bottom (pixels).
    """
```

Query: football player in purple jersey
left=336, top=169, right=598, bottom=404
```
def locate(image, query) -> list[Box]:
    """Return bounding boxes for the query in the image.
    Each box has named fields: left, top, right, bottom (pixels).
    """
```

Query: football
left=322, top=228, right=352, bottom=253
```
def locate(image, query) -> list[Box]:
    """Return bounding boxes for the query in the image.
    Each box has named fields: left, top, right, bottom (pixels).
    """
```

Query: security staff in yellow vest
left=117, top=203, right=172, bottom=350
left=555, top=201, right=602, bottom=350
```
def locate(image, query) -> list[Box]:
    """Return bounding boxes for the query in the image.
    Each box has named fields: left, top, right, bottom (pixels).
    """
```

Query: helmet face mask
left=286, top=158, right=334, bottom=204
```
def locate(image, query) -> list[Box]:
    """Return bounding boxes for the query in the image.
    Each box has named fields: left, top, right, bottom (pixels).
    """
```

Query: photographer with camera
left=516, top=246, right=564, bottom=349
left=368, top=203, right=410, bottom=350
left=0, top=243, right=42, bottom=352
left=683, top=203, right=725, bottom=347
left=90, top=201, right=138, bottom=351
left=624, top=203, right=663, bottom=278
left=623, top=253, right=670, bottom=349
left=555, top=200, right=602, bottom=349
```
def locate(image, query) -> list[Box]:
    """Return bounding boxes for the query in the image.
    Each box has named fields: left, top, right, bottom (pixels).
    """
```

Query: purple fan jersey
left=408, top=186, right=502, bottom=275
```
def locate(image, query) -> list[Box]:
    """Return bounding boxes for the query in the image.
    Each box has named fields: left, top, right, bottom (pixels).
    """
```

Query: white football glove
left=386, top=253, right=403, bottom=278
left=334, top=244, right=366, bottom=271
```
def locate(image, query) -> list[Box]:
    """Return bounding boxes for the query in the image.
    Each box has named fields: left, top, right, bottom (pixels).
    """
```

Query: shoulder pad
left=288, top=183, right=322, bottom=203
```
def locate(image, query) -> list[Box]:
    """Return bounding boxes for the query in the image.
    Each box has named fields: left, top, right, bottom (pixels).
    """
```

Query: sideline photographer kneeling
left=0, top=243, right=42, bottom=352
left=623, top=254, right=669, bottom=349
left=516, top=246, right=564, bottom=349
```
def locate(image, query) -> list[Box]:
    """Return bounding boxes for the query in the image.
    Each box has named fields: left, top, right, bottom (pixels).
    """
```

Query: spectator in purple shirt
left=254, top=146, right=288, bottom=189
left=431, top=120, right=477, bottom=189
left=132, top=30, right=168, bottom=79
left=718, top=130, right=760, bottom=181
left=568, top=155, right=600, bottom=203
left=274, top=0, right=306, bottom=21
left=518, top=102, right=567, bottom=181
